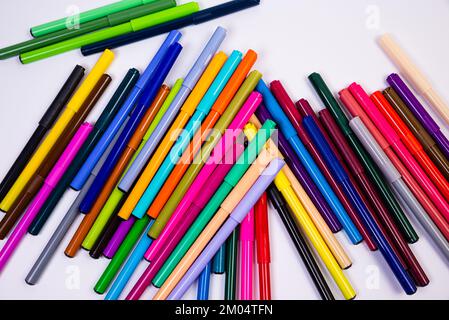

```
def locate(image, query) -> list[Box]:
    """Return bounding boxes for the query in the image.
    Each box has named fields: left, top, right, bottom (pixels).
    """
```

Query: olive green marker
left=148, top=70, right=262, bottom=238
left=93, top=79, right=183, bottom=294
left=152, top=119, right=275, bottom=286
left=20, top=2, right=199, bottom=64
left=30, top=0, right=161, bottom=37
left=0, top=0, right=176, bottom=60
left=308, top=72, right=418, bottom=243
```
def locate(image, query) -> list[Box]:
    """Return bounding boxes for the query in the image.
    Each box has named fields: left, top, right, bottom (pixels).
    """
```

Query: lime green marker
left=21, top=2, right=199, bottom=64
left=152, top=120, right=276, bottom=287
left=31, top=0, right=161, bottom=38
left=0, top=0, right=176, bottom=60
left=81, top=79, right=183, bottom=250
left=93, top=79, right=182, bottom=293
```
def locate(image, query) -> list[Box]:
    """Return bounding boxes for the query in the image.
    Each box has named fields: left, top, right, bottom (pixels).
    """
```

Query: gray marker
left=25, top=123, right=125, bottom=285
left=350, top=117, right=449, bottom=261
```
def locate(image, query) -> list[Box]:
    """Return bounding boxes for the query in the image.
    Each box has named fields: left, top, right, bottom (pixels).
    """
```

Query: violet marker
left=388, top=73, right=449, bottom=159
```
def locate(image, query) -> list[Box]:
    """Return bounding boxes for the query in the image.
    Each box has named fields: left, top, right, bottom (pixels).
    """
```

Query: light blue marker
left=118, top=26, right=228, bottom=192
left=131, top=49, right=242, bottom=218
left=256, top=80, right=362, bottom=244
left=70, top=30, right=182, bottom=190
left=105, top=220, right=155, bottom=300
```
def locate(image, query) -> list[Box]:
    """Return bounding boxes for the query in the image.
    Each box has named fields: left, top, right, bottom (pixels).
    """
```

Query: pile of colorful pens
left=1, top=0, right=449, bottom=301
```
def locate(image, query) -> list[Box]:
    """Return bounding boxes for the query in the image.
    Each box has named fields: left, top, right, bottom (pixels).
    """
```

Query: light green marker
left=21, top=2, right=199, bottom=63
left=31, top=0, right=160, bottom=38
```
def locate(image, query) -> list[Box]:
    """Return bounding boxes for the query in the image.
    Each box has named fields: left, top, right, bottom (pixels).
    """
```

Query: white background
left=0, top=0, right=448, bottom=300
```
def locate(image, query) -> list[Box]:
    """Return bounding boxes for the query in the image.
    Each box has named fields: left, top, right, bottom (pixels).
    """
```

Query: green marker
left=30, top=0, right=161, bottom=37
left=0, top=1, right=176, bottom=60
left=81, top=79, right=183, bottom=249
left=152, top=119, right=276, bottom=286
left=148, top=70, right=263, bottom=238
left=93, top=79, right=182, bottom=294
left=308, top=72, right=418, bottom=243
left=21, top=2, right=199, bottom=64
left=224, top=227, right=239, bottom=300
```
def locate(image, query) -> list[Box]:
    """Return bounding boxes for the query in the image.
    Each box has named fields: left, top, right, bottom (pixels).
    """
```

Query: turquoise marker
left=131, top=50, right=243, bottom=218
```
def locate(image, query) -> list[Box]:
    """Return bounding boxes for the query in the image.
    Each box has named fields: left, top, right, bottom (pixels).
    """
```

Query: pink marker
left=0, top=123, right=92, bottom=272
left=348, top=83, right=449, bottom=219
left=145, top=92, right=262, bottom=260
left=240, top=207, right=254, bottom=300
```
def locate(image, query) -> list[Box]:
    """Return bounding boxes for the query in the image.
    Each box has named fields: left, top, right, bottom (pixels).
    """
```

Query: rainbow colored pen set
left=1, top=0, right=449, bottom=302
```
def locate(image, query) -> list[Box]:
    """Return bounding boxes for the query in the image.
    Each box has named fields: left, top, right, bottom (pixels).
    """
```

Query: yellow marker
left=245, top=121, right=355, bottom=300
left=118, top=52, right=228, bottom=219
left=249, top=115, right=351, bottom=268
left=0, top=49, right=114, bottom=211
left=274, top=171, right=356, bottom=300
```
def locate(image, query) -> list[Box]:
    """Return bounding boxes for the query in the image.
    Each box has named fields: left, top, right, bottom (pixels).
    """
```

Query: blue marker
left=303, top=115, right=416, bottom=295
left=118, top=26, right=227, bottom=193
left=256, top=80, right=362, bottom=244
left=131, top=49, right=242, bottom=218
left=79, top=43, right=182, bottom=213
left=71, top=30, right=182, bottom=190
left=197, top=261, right=212, bottom=300
left=105, top=220, right=155, bottom=300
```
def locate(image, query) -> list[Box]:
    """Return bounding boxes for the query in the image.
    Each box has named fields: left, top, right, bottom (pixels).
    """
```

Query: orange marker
left=146, top=50, right=257, bottom=219
left=64, top=85, right=169, bottom=257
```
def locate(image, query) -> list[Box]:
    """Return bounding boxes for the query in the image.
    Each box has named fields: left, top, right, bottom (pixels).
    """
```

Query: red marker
left=255, top=192, right=271, bottom=300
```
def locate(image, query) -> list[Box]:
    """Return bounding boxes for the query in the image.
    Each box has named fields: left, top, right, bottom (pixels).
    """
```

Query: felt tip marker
left=0, top=123, right=92, bottom=272
left=0, top=50, right=114, bottom=212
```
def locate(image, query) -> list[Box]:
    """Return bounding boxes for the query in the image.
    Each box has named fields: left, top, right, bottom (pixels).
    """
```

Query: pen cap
left=348, top=83, right=401, bottom=146
left=193, top=0, right=261, bottom=24
left=255, top=193, right=270, bottom=263
left=66, top=50, right=114, bottom=112
left=196, top=50, right=242, bottom=114
left=107, top=0, right=177, bottom=26
left=308, top=72, right=353, bottom=136
left=224, top=120, right=276, bottom=181
left=222, top=147, right=277, bottom=213
left=98, top=68, right=141, bottom=130
left=39, top=65, right=85, bottom=128
left=256, top=80, right=297, bottom=140
left=339, top=88, right=390, bottom=150
left=130, top=2, right=200, bottom=31
left=383, top=87, right=436, bottom=149
left=183, top=26, right=227, bottom=90
left=230, top=158, right=285, bottom=223
left=371, top=91, right=422, bottom=154
left=387, top=73, right=439, bottom=132
left=141, top=43, right=182, bottom=105
left=181, top=51, right=228, bottom=115
left=349, top=117, right=401, bottom=183
left=46, top=123, right=93, bottom=187
left=240, top=208, right=254, bottom=241
left=136, top=30, right=182, bottom=89
left=211, top=49, right=258, bottom=114
left=378, top=34, right=432, bottom=95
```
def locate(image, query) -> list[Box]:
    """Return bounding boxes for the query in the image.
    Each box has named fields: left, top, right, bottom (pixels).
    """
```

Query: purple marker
left=168, top=158, right=284, bottom=300
left=103, top=216, right=136, bottom=258
left=387, top=73, right=449, bottom=159
left=256, top=105, right=342, bottom=232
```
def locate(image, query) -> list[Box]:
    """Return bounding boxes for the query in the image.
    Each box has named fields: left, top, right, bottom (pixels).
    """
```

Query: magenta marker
left=0, top=123, right=92, bottom=271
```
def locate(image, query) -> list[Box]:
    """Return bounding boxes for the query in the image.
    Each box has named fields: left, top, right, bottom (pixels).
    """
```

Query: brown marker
left=383, top=87, right=449, bottom=181
left=64, top=85, right=170, bottom=257
left=0, top=74, right=111, bottom=239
